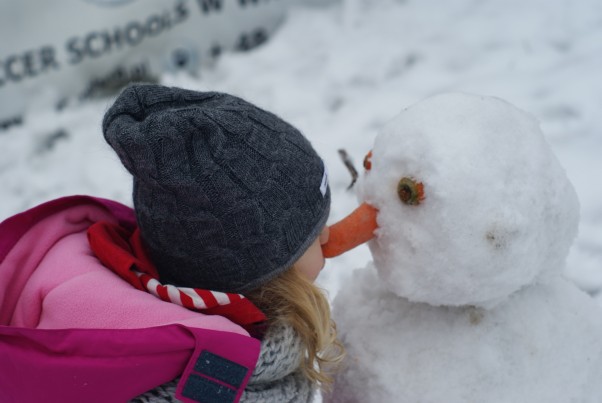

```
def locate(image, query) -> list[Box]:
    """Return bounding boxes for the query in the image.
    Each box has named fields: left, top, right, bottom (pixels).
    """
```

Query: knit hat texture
left=102, top=84, right=330, bottom=293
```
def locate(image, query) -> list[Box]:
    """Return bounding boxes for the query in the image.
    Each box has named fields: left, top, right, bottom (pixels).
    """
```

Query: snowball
left=326, top=266, right=602, bottom=403
left=359, top=93, right=579, bottom=307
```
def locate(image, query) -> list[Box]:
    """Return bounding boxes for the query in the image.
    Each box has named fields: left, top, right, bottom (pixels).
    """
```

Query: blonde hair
left=246, top=267, right=345, bottom=389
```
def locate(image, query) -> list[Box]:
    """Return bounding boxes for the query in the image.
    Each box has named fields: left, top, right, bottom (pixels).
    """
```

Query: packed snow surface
left=327, top=268, right=602, bottom=403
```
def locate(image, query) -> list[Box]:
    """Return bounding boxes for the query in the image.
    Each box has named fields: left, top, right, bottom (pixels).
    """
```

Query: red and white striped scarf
left=134, top=270, right=248, bottom=313
left=87, top=221, right=267, bottom=331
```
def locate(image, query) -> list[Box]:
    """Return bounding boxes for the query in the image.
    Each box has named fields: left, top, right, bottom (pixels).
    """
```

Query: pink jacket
left=0, top=196, right=260, bottom=403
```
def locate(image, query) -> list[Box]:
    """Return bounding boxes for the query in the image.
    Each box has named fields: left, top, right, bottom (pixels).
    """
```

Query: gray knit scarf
left=131, top=322, right=314, bottom=403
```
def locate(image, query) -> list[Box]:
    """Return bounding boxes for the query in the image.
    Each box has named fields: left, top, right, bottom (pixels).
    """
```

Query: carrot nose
left=322, top=203, right=379, bottom=258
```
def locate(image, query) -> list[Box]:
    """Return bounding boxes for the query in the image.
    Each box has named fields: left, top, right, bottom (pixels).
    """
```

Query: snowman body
left=330, top=267, right=602, bottom=403
left=327, top=93, right=602, bottom=402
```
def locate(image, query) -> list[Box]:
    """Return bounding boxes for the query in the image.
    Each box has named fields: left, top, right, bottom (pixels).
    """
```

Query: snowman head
left=353, top=93, right=579, bottom=307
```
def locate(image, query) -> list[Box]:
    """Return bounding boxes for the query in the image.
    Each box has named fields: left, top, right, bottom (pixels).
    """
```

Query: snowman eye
left=363, top=150, right=373, bottom=170
left=397, top=177, right=425, bottom=205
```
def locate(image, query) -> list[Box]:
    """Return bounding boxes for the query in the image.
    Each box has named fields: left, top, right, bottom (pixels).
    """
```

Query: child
left=101, top=84, right=344, bottom=402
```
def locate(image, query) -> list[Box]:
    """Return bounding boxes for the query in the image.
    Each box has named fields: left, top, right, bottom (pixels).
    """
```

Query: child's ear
left=319, top=227, right=330, bottom=246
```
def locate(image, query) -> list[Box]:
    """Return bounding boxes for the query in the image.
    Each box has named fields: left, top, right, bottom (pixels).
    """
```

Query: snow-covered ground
left=2, top=0, right=601, bottom=360
left=3, top=0, right=600, bottom=300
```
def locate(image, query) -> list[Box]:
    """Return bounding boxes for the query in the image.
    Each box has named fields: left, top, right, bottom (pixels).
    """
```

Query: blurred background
left=1, top=0, right=601, bottom=304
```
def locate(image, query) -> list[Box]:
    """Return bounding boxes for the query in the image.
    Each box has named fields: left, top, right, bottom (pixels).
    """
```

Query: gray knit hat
left=102, top=84, right=330, bottom=293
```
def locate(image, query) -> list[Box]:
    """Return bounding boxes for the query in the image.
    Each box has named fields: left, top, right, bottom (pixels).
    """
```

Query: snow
left=327, top=92, right=602, bottom=402
left=360, top=93, right=579, bottom=307
left=1, top=0, right=602, bottom=400
left=327, top=268, right=602, bottom=403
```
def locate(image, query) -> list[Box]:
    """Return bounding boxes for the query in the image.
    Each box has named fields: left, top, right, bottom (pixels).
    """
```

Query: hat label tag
left=320, top=162, right=329, bottom=197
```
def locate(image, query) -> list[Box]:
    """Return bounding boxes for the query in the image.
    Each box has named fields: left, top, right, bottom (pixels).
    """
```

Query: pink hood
left=0, top=196, right=260, bottom=402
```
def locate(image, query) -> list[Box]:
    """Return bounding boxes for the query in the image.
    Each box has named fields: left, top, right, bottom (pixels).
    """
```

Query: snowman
left=322, top=93, right=602, bottom=403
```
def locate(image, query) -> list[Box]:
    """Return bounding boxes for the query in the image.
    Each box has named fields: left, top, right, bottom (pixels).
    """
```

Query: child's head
left=103, top=83, right=344, bottom=388
left=103, top=84, right=330, bottom=293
